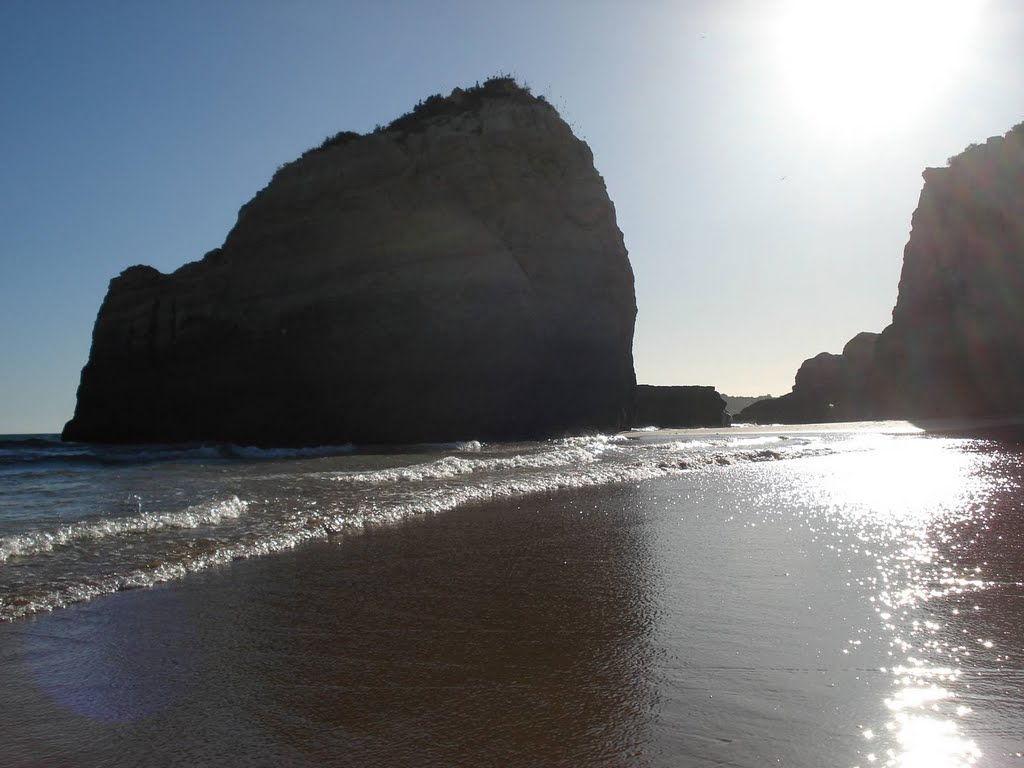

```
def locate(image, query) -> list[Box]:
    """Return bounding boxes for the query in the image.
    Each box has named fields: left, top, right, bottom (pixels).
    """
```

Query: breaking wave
left=0, top=496, right=249, bottom=562
left=0, top=432, right=835, bottom=621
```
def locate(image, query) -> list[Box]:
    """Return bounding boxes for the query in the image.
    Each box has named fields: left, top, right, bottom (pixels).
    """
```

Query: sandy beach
left=2, top=429, right=1022, bottom=766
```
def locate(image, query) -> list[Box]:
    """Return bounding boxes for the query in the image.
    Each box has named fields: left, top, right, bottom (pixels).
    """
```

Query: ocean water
left=0, top=424, right=1022, bottom=766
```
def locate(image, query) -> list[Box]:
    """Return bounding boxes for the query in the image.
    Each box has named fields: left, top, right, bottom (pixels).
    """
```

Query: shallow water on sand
left=0, top=426, right=1022, bottom=766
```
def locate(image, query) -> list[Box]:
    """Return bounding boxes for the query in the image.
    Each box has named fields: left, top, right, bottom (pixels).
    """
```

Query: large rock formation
left=633, top=385, right=728, bottom=428
left=872, top=125, right=1024, bottom=418
left=63, top=78, right=637, bottom=445
left=740, top=121, right=1024, bottom=424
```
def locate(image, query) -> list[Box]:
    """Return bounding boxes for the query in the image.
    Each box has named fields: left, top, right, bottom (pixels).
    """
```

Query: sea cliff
left=740, top=122, right=1024, bottom=424
left=63, top=78, right=637, bottom=445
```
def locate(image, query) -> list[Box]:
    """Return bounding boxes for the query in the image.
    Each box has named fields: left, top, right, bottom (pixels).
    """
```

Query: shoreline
left=2, top=425, right=1023, bottom=764
left=0, top=471, right=890, bottom=766
left=626, top=413, right=1024, bottom=441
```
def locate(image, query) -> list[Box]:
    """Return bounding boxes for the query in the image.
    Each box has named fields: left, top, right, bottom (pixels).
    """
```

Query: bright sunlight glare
left=769, top=0, right=985, bottom=144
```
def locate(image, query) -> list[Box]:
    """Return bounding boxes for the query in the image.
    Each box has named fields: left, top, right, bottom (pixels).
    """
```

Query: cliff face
left=873, top=125, right=1024, bottom=418
left=63, top=79, right=637, bottom=445
left=740, top=121, right=1024, bottom=425
left=633, top=385, right=728, bottom=428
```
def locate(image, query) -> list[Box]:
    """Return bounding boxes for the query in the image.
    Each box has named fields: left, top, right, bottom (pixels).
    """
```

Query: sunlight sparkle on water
left=884, top=711, right=981, bottom=768
left=785, top=435, right=996, bottom=767
left=803, top=435, right=991, bottom=529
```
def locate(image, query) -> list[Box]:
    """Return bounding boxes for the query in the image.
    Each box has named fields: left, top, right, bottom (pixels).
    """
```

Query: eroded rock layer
left=63, top=79, right=637, bottom=445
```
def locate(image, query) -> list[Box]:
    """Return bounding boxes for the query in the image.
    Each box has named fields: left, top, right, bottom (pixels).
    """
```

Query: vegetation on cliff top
left=384, top=75, right=540, bottom=135
left=946, top=119, right=1024, bottom=165
left=300, top=76, right=543, bottom=160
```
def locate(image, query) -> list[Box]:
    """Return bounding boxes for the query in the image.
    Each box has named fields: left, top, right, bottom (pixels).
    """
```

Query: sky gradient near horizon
left=2, top=1, right=1023, bottom=433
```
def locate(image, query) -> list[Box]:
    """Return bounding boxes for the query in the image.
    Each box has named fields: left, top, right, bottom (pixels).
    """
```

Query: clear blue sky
left=2, top=0, right=1022, bottom=433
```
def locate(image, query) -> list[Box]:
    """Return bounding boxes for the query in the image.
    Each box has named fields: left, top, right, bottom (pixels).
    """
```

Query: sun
left=768, top=0, right=984, bottom=143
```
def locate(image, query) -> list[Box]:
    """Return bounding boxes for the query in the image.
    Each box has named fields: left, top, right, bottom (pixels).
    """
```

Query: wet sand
left=1, top=440, right=1022, bottom=766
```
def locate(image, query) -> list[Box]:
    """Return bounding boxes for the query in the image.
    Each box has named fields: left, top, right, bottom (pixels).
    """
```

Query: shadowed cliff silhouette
left=63, top=78, right=637, bottom=446
left=741, top=121, right=1024, bottom=425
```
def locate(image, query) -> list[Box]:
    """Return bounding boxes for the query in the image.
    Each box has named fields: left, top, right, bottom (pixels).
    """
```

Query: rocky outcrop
left=62, top=78, right=637, bottom=445
left=737, top=333, right=879, bottom=423
left=633, top=385, right=728, bottom=428
left=741, top=121, right=1024, bottom=424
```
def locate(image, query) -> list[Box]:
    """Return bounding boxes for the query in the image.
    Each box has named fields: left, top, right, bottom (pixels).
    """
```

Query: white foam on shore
left=328, top=435, right=626, bottom=486
left=1, top=525, right=323, bottom=621
left=0, top=435, right=832, bottom=621
left=330, top=440, right=616, bottom=485
left=303, top=443, right=833, bottom=532
left=415, top=440, right=483, bottom=452
left=0, top=496, right=249, bottom=563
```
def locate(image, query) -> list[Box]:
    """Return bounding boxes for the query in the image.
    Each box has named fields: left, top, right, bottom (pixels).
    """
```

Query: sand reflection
left=183, top=483, right=662, bottom=766
left=0, top=483, right=661, bottom=766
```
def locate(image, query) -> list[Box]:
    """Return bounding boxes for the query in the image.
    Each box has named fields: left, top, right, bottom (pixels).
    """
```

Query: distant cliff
left=737, top=333, right=879, bottom=423
left=741, top=122, right=1024, bottom=424
left=633, top=385, right=728, bottom=428
left=63, top=78, right=637, bottom=445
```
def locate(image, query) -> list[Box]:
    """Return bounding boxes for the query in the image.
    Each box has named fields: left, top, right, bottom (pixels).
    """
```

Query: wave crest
left=0, top=496, right=248, bottom=563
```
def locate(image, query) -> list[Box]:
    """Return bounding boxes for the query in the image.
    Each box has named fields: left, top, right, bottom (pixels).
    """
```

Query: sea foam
left=0, top=496, right=248, bottom=563
left=1, top=434, right=833, bottom=621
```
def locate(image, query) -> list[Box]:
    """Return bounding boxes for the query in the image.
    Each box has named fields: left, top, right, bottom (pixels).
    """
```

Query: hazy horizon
left=2, top=0, right=1022, bottom=433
